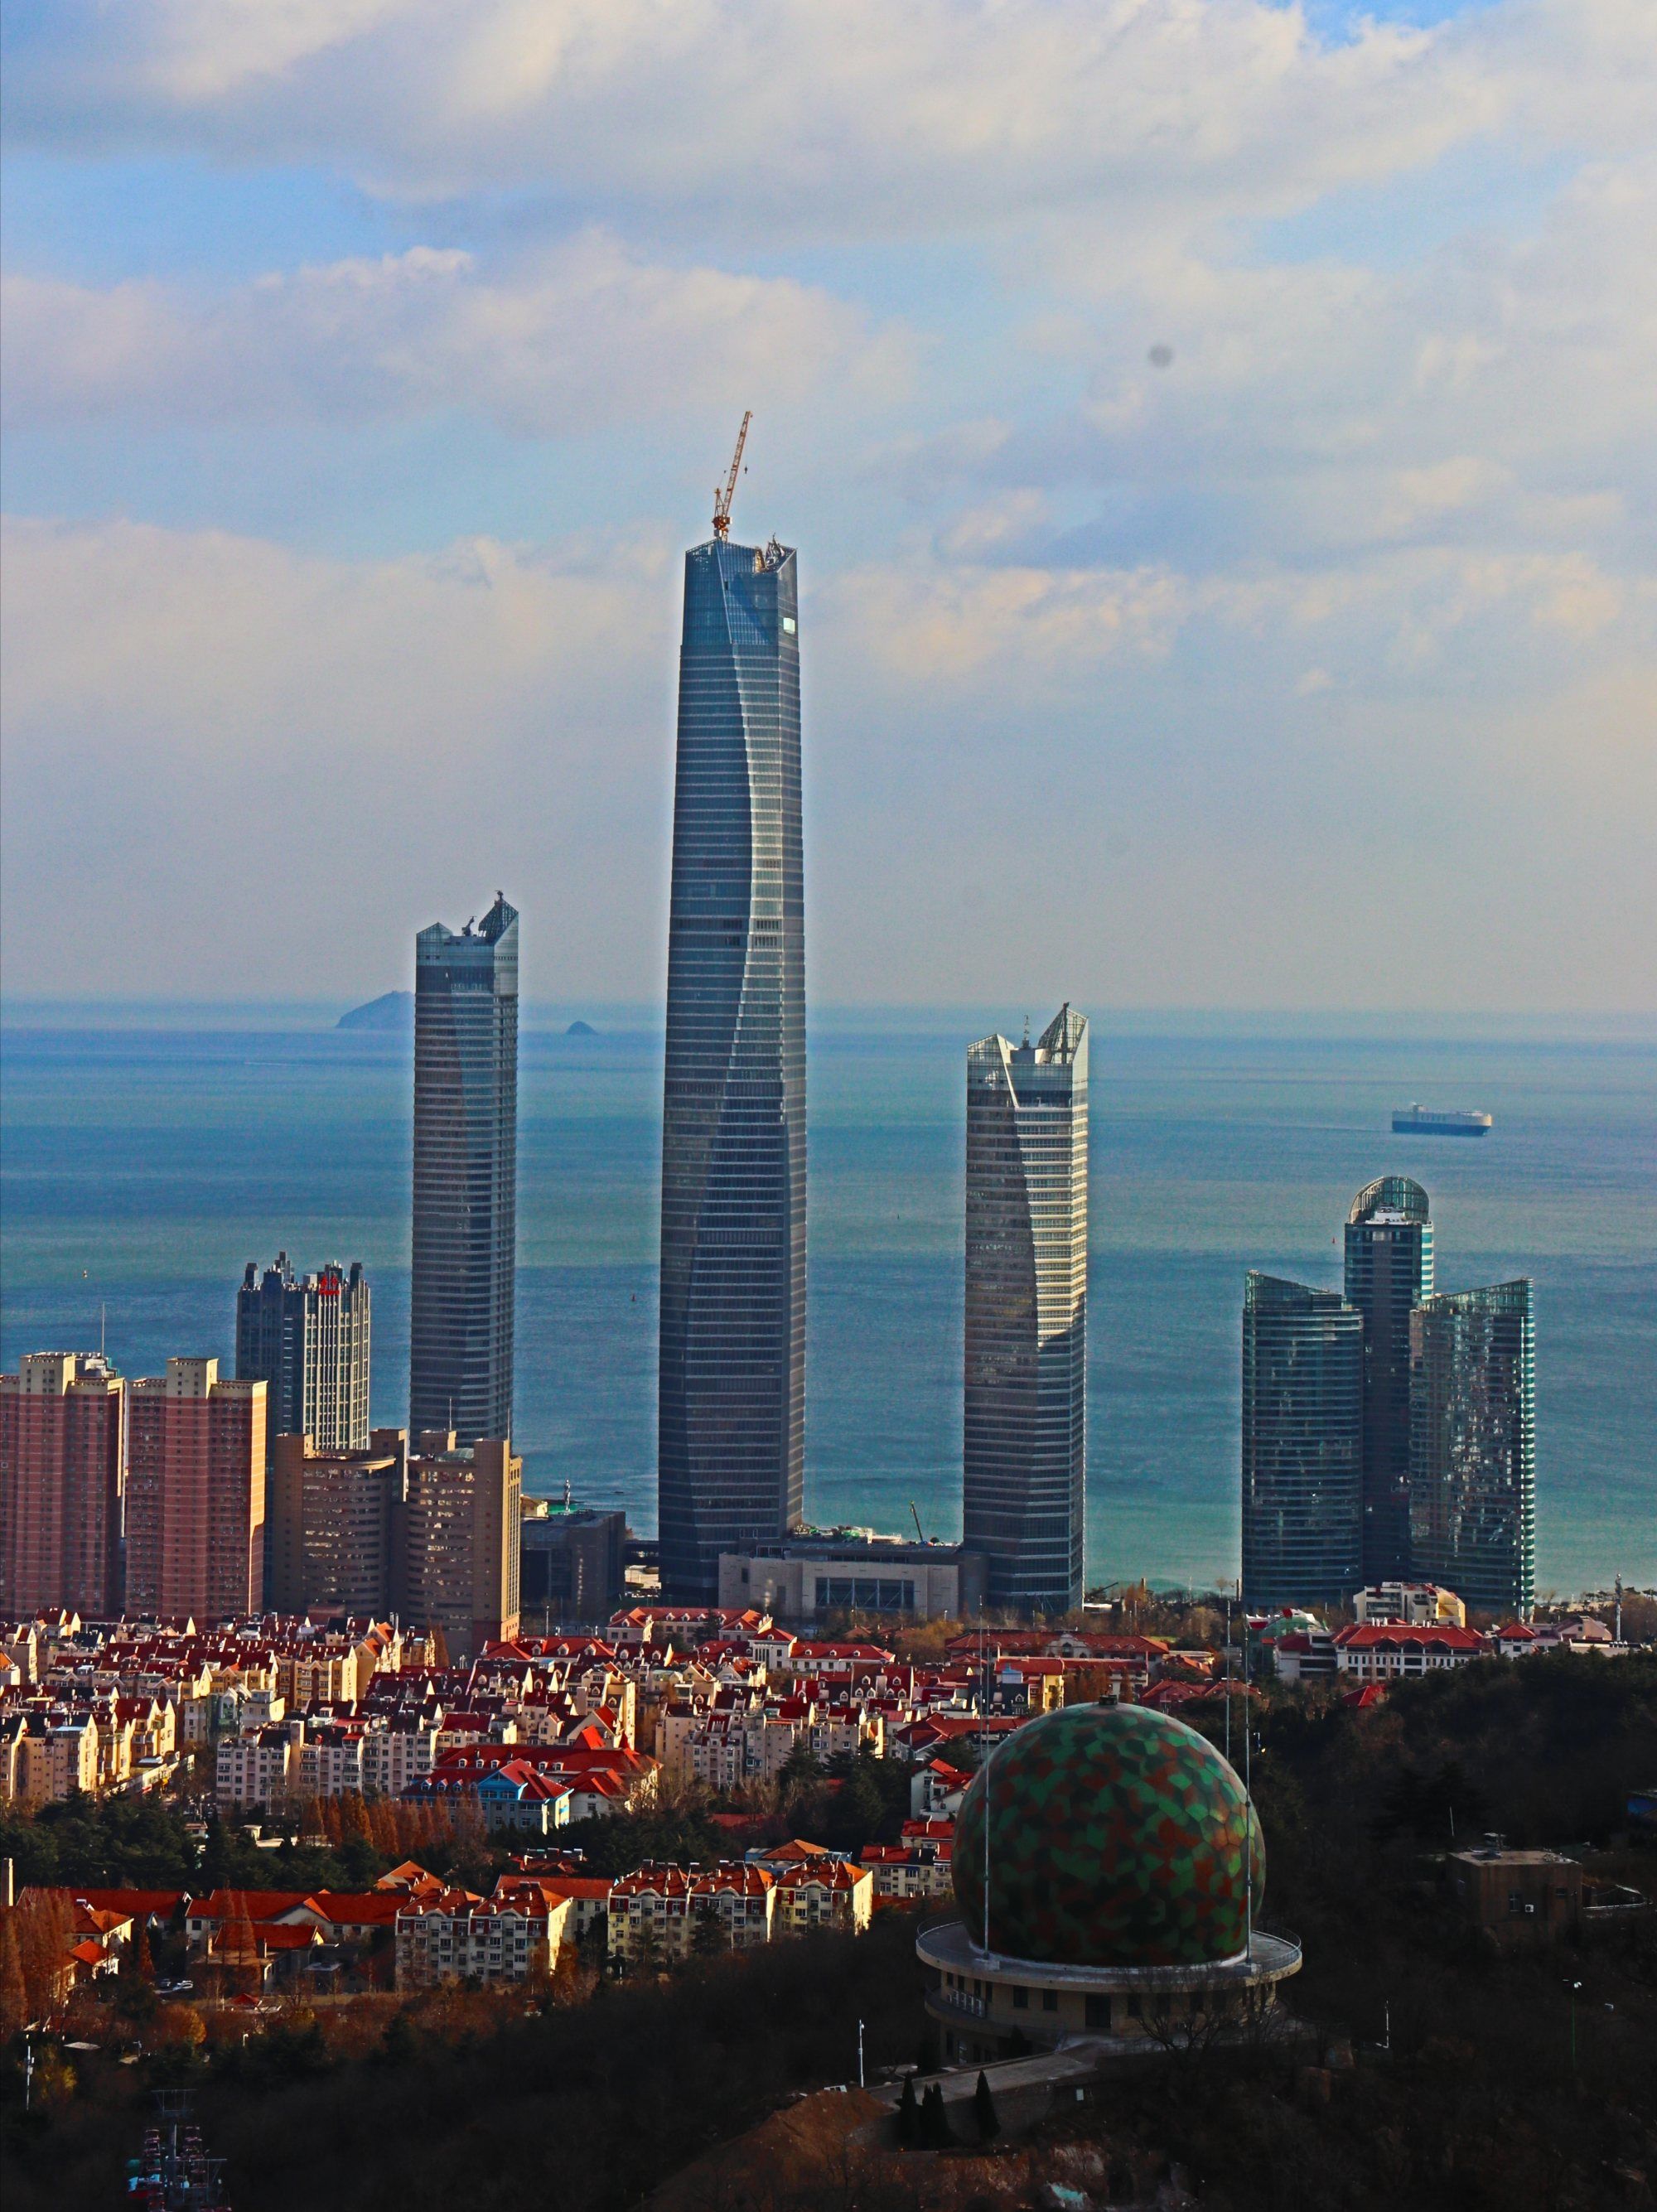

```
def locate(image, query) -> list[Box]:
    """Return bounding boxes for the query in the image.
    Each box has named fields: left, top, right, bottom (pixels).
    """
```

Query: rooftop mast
left=712, top=410, right=752, bottom=539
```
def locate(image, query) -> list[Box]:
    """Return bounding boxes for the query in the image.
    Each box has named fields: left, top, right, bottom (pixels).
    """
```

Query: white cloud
left=5, top=513, right=1651, bottom=1010
left=0, top=514, right=678, bottom=997
left=0, top=0, right=1548, bottom=237
left=0, top=236, right=902, bottom=432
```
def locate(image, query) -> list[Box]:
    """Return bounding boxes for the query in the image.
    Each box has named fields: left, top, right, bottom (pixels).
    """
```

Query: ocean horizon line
left=3, top=995, right=1655, bottom=1046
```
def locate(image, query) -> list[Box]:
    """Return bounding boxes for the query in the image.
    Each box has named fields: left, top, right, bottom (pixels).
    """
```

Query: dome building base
left=918, top=1918, right=1302, bottom=2071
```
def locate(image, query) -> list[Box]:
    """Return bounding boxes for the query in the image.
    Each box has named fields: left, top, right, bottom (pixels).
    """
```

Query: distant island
left=337, top=991, right=414, bottom=1031
left=567, top=1019, right=597, bottom=1036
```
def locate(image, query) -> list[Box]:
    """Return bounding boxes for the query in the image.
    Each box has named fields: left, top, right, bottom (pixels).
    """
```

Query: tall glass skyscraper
left=409, top=893, right=519, bottom=1448
left=1345, top=1177, right=1433, bottom=1584
left=236, top=1253, right=370, bottom=1460
left=658, top=535, right=805, bottom=1601
left=963, top=1006, right=1088, bottom=1615
left=1410, top=1281, right=1535, bottom=1618
left=1240, top=1273, right=1364, bottom=1609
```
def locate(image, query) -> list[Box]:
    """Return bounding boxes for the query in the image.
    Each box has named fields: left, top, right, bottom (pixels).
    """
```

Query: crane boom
left=712, top=410, right=752, bottom=539
left=910, top=1500, right=926, bottom=1544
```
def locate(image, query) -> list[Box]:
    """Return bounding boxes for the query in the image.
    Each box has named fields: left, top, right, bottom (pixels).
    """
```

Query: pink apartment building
left=0, top=1351, right=126, bottom=1616
left=126, top=1359, right=267, bottom=1620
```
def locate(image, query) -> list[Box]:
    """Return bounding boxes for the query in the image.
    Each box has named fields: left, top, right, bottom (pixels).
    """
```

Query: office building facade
left=268, top=1427, right=407, bottom=1618
left=1240, top=1273, right=1364, bottom=1610
left=1409, top=1282, right=1536, bottom=1619
left=126, top=1358, right=267, bottom=1620
left=519, top=1502, right=627, bottom=1627
left=659, top=534, right=805, bottom=1600
left=410, top=894, right=519, bottom=1449
left=1345, top=1177, right=1433, bottom=1585
left=719, top=1536, right=988, bottom=1625
left=400, top=1431, right=521, bottom=1660
left=0, top=1352, right=125, bottom=1618
left=963, top=1006, right=1089, bottom=1613
left=236, top=1254, right=371, bottom=1459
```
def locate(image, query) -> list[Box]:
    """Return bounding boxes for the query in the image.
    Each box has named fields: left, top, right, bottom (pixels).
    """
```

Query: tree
left=921, top=2080, right=953, bottom=2147
left=973, top=2070, right=1000, bottom=2142
left=896, top=2072, right=920, bottom=2146
left=690, top=1904, right=727, bottom=1958
left=779, top=1741, right=824, bottom=1802
left=0, top=1918, right=29, bottom=2039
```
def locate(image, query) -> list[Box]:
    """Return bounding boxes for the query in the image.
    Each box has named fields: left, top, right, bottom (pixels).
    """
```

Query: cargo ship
left=1392, top=1104, right=1492, bottom=1137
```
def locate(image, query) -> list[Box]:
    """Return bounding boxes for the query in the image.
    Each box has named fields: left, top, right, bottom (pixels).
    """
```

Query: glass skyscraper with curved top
left=1345, top=1176, right=1433, bottom=1583
left=659, top=534, right=805, bottom=1601
left=963, top=1006, right=1088, bottom=1614
left=409, top=893, right=518, bottom=1449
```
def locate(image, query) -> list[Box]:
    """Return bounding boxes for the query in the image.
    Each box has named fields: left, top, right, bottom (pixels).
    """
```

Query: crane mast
left=712, top=411, right=752, bottom=539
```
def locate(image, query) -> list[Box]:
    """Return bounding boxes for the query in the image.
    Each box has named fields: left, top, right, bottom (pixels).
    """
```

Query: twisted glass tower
left=409, top=894, right=518, bottom=1448
left=1345, top=1176, right=1433, bottom=1584
left=659, top=535, right=805, bottom=1601
left=963, top=1006, right=1088, bottom=1614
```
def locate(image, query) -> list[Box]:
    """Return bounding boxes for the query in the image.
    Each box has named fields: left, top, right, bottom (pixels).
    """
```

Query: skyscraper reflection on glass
left=658, top=535, right=805, bottom=1601
left=1240, top=1273, right=1364, bottom=1609
left=1410, top=1280, right=1535, bottom=1618
left=963, top=1006, right=1088, bottom=1614
left=409, top=894, right=518, bottom=1449
left=1345, top=1176, right=1433, bottom=1583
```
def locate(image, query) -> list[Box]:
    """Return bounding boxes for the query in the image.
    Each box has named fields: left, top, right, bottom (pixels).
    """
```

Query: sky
left=2, top=0, right=1653, bottom=1013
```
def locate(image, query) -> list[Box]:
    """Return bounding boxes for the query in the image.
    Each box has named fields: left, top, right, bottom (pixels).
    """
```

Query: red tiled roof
left=1333, top=1624, right=1486, bottom=1652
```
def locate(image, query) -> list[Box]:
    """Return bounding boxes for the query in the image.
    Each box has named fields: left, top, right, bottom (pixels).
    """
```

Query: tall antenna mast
left=712, top=411, right=752, bottom=539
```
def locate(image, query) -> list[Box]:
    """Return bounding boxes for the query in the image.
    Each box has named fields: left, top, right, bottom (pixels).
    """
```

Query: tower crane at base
left=712, top=411, right=752, bottom=539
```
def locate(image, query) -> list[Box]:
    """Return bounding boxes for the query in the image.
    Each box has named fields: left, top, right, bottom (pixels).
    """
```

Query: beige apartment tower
left=126, top=1358, right=267, bottom=1620
left=399, top=1431, right=520, bottom=1660
left=0, top=1352, right=126, bottom=1617
left=268, top=1427, right=408, bottom=1618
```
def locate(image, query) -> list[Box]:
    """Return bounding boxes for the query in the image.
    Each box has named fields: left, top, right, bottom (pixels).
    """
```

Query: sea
left=2, top=1006, right=1653, bottom=1597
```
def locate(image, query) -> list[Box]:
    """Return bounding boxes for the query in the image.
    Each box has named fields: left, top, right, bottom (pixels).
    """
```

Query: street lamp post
left=1568, top=1979, right=1582, bottom=2075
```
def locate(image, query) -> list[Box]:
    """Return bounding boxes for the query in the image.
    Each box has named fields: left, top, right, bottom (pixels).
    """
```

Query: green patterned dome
left=952, top=1702, right=1264, bottom=1968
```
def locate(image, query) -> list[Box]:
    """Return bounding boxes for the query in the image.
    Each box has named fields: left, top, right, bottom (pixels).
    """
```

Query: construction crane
left=910, top=1500, right=926, bottom=1544
left=712, top=410, right=752, bottom=539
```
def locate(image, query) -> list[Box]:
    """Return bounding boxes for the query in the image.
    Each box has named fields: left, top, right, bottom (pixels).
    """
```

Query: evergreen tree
left=896, top=2072, right=920, bottom=2146
left=922, top=2081, right=953, bottom=2148
left=973, top=2070, right=1000, bottom=2141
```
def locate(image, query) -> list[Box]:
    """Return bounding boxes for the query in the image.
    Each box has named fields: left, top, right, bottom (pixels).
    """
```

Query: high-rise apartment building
left=1409, top=1281, right=1535, bottom=1619
left=659, top=532, right=805, bottom=1601
left=268, top=1427, right=407, bottom=1617
left=1345, top=1177, right=1433, bottom=1584
left=0, top=1352, right=125, bottom=1617
left=963, top=1007, right=1089, bottom=1614
left=399, top=1430, right=521, bottom=1660
left=126, top=1358, right=266, bottom=1620
left=236, top=1253, right=370, bottom=1459
left=409, top=894, right=519, bottom=1449
left=1240, top=1273, right=1364, bottom=1610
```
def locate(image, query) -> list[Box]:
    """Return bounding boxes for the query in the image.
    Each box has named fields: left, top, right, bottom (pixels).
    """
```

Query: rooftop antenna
left=1022, top=1014, right=1030, bottom=1046
left=712, top=411, right=753, bottom=540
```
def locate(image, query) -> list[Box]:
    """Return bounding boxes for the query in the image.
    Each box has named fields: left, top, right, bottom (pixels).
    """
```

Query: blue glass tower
left=659, top=534, right=805, bottom=1601
left=1409, top=1281, right=1535, bottom=1618
left=1240, top=1273, right=1364, bottom=1609
left=1345, top=1176, right=1433, bottom=1583
left=409, top=894, right=518, bottom=1449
